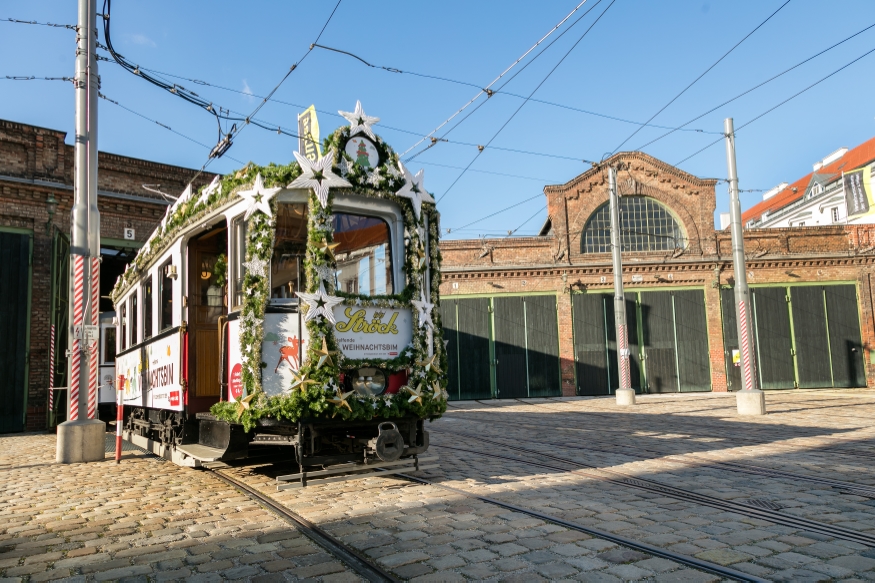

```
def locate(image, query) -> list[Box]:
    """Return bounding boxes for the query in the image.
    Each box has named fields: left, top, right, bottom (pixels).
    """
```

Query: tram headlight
left=349, top=367, right=387, bottom=397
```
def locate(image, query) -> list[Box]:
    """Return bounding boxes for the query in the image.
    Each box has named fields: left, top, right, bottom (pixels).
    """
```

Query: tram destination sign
left=332, top=305, right=413, bottom=360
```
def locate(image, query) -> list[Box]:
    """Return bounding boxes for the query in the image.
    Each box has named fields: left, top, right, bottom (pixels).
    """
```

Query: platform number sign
left=123, top=227, right=135, bottom=240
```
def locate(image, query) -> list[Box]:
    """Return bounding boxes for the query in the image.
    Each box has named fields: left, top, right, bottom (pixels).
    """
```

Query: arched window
left=581, top=196, right=686, bottom=253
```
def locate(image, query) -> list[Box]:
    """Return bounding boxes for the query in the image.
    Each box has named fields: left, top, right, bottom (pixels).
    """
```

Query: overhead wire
left=674, top=43, right=875, bottom=167
left=3, top=17, right=76, bottom=30
left=437, top=0, right=617, bottom=203
left=448, top=194, right=545, bottom=233
left=399, top=0, right=594, bottom=158
left=609, top=0, right=792, bottom=156
left=3, top=75, right=73, bottom=82
left=633, top=20, right=875, bottom=153
left=98, top=93, right=245, bottom=165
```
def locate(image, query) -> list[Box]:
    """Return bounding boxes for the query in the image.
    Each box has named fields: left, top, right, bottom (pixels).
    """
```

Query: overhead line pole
left=724, top=118, right=766, bottom=416
left=609, top=167, right=635, bottom=406
left=57, top=0, right=105, bottom=462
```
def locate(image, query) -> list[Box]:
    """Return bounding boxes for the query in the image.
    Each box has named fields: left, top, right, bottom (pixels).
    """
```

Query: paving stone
left=596, top=548, right=650, bottom=564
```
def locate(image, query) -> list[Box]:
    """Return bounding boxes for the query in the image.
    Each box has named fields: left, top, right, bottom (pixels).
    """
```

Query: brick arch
left=615, top=175, right=704, bottom=254
left=579, top=194, right=689, bottom=254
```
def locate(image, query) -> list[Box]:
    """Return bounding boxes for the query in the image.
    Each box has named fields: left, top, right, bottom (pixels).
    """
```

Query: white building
left=741, top=137, right=875, bottom=229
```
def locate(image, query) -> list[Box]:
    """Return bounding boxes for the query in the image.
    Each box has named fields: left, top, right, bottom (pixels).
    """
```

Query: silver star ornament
left=288, top=148, right=351, bottom=208
left=296, top=281, right=344, bottom=325
left=395, top=161, right=434, bottom=221
left=410, top=288, right=435, bottom=330
left=240, top=173, right=282, bottom=220
left=196, top=175, right=221, bottom=208
left=243, top=257, right=267, bottom=278
left=338, top=100, right=380, bottom=141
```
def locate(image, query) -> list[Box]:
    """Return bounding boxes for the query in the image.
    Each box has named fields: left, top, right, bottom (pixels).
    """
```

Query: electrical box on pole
left=724, top=118, right=766, bottom=416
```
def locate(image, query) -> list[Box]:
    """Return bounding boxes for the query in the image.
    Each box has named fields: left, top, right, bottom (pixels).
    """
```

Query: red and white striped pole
left=48, top=324, right=55, bottom=420
left=88, top=256, right=99, bottom=419
left=115, top=375, right=124, bottom=463
left=609, top=166, right=635, bottom=406
left=69, top=255, right=85, bottom=421
left=724, top=117, right=765, bottom=415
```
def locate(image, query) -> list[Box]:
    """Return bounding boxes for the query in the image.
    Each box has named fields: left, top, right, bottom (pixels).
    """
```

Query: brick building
left=0, top=119, right=213, bottom=432
left=439, top=151, right=875, bottom=399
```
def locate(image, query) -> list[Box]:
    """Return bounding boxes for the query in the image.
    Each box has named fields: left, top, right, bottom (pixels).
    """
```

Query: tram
left=111, top=103, right=447, bottom=474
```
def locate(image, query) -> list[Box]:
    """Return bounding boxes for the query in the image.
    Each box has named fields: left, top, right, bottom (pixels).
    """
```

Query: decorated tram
left=110, top=102, right=446, bottom=476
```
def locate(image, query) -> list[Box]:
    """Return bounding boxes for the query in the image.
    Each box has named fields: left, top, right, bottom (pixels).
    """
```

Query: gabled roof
left=742, top=136, right=875, bottom=224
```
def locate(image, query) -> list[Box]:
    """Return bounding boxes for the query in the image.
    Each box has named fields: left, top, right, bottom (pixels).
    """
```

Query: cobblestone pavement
left=0, top=435, right=361, bottom=582
left=3, top=390, right=875, bottom=582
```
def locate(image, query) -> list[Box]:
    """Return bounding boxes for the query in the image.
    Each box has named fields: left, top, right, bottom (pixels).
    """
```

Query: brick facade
left=0, top=119, right=213, bottom=431
left=440, top=152, right=875, bottom=396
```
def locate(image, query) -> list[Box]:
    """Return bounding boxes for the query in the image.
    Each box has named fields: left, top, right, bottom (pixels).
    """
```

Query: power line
left=3, top=75, right=72, bottom=82
left=675, top=43, right=875, bottom=167
left=506, top=204, right=548, bottom=237
left=437, top=0, right=617, bottom=203
left=610, top=0, right=792, bottom=155
left=98, top=93, right=245, bottom=165
left=3, top=17, right=76, bottom=30
left=634, top=20, right=875, bottom=153
left=416, top=161, right=557, bottom=183
left=399, top=0, right=593, bottom=158
left=449, top=193, right=544, bottom=233
left=311, top=43, right=720, bottom=136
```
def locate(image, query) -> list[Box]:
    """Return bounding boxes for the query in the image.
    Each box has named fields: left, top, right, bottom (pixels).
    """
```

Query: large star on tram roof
left=395, top=161, right=434, bottom=221
left=338, top=100, right=380, bottom=141
left=288, top=148, right=351, bottom=209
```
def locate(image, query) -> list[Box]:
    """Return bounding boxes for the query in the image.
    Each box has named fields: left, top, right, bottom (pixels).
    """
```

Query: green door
left=0, top=232, right=32, bottom=433
left=572, top=293, right=610, bottom=396
left=825, top=285, right=866, bottom=387
left=441, top=298, right=492, bottom=400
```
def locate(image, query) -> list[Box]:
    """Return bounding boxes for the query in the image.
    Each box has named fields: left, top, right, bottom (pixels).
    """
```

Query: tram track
left=432, top=430, right=875, bottom=548
left=205, top=464, right=399, bottom=583
left=442, top=412, right=875, bottom=496
left=205, top=458, right=766, bottom=581
left=455, top=399, right=875, bottom=464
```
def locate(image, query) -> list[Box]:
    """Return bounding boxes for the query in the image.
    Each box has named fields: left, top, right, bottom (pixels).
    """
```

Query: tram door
left=187, top=225, right=228, bottom=413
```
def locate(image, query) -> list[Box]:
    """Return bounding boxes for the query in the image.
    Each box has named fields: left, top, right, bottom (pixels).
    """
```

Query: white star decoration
left=288, top=149, right=351, bottom=208
left=367, top=166, right=383, bottom=187
left=315, top=264, right=336, bottom=285
left=240, top=173, right=282, bottom=220
left=196, top=175, right=221, bottom=208
left=243, top=257, right=267, bottom=278
left=338, top=158, right=352, bottom=177
left=338, top=100, right=380, bottom=141
left=410, top=288, right=435, bottom=330
left=296, top=281, right=344, bottom=325
left=395, top=162, right=434, bottom=221
left=240, top=310, right=259, bottom=327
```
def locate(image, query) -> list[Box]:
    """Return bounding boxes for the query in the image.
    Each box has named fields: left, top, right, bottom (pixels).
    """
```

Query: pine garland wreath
left=111, top=123, right=448, bottom=431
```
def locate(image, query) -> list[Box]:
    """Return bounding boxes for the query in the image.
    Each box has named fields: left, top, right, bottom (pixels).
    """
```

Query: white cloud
left=128, top=33, right=156, bottom=48
left=242, top=79, right=255, bottom=102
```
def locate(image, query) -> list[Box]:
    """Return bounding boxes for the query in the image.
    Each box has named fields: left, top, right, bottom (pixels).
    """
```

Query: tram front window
left=271, top=203, right=308, bottom=301
left=333, top=213, right=392, bottom=296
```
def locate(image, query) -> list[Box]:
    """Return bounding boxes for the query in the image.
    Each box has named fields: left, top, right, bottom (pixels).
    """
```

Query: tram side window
left=230, top=217, right=247, bottom=309
left=130, top=294, right=138, bottom=346
left=160, top=261, right=173, bottom=331
left=120, top=302, right=127, bottom=351
left=271, top=203, right=309, bottom=301
left=103, top=327, right=116, bottom=364
left=142, top=276, right=153, bottom=340
left=333, top=213, right=392, bottom=296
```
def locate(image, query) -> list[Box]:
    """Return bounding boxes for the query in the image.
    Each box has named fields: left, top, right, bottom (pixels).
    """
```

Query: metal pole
left=57, top=0, right=106, bottom=462
left=610, top=167, right=635, bottom=406
left=724, top=118, right=766, bottom=415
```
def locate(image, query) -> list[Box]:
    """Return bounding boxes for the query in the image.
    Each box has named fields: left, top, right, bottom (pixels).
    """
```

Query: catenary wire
left=610, top=0, right=792, bottom=156
left=2, top=17, right=76, bottom=30
left=449, top=194, right=544, bottom=233
left=437, top=0, right=617, bottom=203
left=633, top=20, right=875, bottom=153
left=505, top=204, right=549, bottom=237
left=3, top=75, right=73, bottom=82
left=399, top=0, right=593, bottom=158
left=675, top=43, right=875, bottom=167
left=310, top=43, right=720, bottom=136
left=98, top=93, right=245, bottom=165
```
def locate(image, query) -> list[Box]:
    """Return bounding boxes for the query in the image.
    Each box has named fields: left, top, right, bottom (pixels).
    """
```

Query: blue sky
left=4, top=1, right=875, bottom=239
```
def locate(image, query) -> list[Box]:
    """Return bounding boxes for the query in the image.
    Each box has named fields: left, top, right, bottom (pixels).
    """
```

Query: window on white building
left=831, top=207, right=840, bottom=223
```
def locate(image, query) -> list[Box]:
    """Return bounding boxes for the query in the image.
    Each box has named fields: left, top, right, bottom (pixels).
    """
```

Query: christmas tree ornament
left=289, top=369, right=318, bottom=393
left=416, top=353, right=442, bottom=375
left=338, top=157, right=352, bottom=177
left=288, top=149, right=351, bottom=208
left=431, top=381, right=446, bottom=401
left=395, top=162, right=433, bottom=221
left=296, top=280, right=344, bottom=324
left=196, top=175, right=221, bottom=208
left=315, top=264, right=336, bottom=285
left=367, top=166, right=383, bottom=187
left=328, top=388, right=355, bottom=412
left=314, top=337, right=339, bottom=370
left=411, top=289, right=435, bottom=330
left=317, top=237, right=341, bottom=261
left=403, top=384, right=424, bottom=405
left=240, top=173, right=282, bottom=220
left=242, top=257, right=268, bottom=278
left=235, top=392, right=255, bottom=419
left=339, top=100, right=380, bottom=141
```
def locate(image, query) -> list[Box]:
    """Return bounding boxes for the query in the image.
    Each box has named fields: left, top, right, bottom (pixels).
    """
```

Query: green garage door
left=0, top=232, right=32, bottom=433
left=572, top=293, right=610, bottom=396
left=825, top=285, right=866, bottom=387
left=440, top=298, right=492, bottom=400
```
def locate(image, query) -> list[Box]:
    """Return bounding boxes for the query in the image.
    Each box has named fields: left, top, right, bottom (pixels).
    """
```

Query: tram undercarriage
left=123, top=406, right=430, bottom=469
